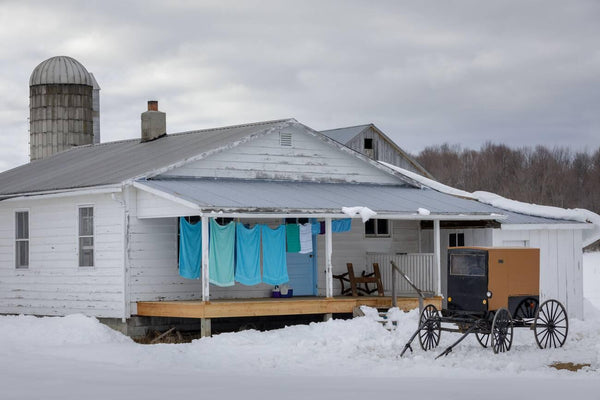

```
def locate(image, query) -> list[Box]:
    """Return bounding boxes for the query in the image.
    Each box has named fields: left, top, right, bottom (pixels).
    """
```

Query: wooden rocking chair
left=333, top=263, right=384, bottom=297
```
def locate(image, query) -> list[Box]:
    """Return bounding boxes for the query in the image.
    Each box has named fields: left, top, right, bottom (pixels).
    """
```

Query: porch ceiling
left=134, top=178, right=506, bottom=220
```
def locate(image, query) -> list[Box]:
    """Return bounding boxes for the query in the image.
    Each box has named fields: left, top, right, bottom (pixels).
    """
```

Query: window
left=449, top=254, right=486, bottom=276
left=365, top=219, right=389, bottom=237
left=15, top=211, right=29, bottom=268
left=449, top=233, right=464, bottom=247
left=363, top=138, right=373, bottom=150
left=79, top=207, right=94, bottom=267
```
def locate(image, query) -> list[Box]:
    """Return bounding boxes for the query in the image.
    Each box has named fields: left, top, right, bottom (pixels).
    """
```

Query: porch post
left=201, top=216, right=210, bottom=302
left=433, top=219, right=441, bottom=296
left=325, top=217, right=333, bottom=298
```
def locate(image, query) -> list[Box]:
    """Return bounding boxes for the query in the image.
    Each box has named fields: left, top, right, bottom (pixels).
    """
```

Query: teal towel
left=261, top=224, right=289, bottom=285
left=178, top=217, right=202, bottom=279
left=286, top=223, right=301, bottom=253
left=209, top=219, right=236, bottom=287
left=235, top=223, right=261, bottom=285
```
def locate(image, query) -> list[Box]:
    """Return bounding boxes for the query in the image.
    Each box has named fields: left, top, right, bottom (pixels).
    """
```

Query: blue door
left=286, top=235, right=317, bottom=296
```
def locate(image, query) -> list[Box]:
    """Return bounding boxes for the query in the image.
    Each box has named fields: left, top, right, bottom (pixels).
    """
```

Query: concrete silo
left=29, top=56, right=100, bottom=161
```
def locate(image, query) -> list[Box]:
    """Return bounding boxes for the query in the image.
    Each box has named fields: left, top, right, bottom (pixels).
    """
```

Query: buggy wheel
left=491, top=308, right=513, bottom=354
left=514, top=297, right=538, bottom=320
left=418, top=304, right=441, bottom=351
left=534, top=299, right=568, bottom=349
left=475, top=313, right=494, bottom=348
left=476, top=332, right=490, bottom=348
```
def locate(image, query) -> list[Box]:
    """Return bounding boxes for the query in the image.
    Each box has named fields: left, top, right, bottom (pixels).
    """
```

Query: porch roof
left=135, top=177, right=514, bottom=221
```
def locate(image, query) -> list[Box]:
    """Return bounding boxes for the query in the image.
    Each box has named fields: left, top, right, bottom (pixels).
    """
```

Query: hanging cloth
left=311, top=221, right=326, bottom=234
left=332, top=218, right=352, bottom=233
left=235, top=223, right=261, bottom=286
left=179, top=217, right=202, bottom=279
left=311, top=222, right=321, bottom=235
left=299, top=223, right=313, bottom=254
left=261, top=224, right=289, bottom=285
left=286, top=223, right=301, bottom=253
left=209, top=219, right=236, bottom=287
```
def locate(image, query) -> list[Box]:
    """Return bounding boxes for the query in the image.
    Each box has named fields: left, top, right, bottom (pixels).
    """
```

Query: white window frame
left=364, top=219, right=391, bottom=238
left=15, top=210, right=29, bottom=269
left=78, top=205, right=95, bottom=267
left=449, top=232, right=465, bottom=247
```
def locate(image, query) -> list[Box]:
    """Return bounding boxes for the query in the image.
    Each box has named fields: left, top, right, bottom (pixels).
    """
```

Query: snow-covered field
left=2, top=254, right=600, bottom=400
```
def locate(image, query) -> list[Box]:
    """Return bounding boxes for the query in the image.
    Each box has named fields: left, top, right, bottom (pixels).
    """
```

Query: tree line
left=415, top=143, right=600, bottom=214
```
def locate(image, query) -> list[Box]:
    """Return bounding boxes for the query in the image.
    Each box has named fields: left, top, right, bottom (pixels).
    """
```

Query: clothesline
left=178, top=218, right=352, bottom=286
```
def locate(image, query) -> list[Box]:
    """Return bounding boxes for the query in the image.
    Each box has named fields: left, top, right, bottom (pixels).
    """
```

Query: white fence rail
left=366, top=253, right=436, bottom=296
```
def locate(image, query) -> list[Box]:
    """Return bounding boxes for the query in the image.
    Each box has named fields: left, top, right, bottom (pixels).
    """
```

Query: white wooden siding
left=160, top=126, right=400, bottom=185
left=136, top=190, right=198, bottom=219
left=492, top=228, right=583, bottom=319
left=0, top=194, right=125, bottom=318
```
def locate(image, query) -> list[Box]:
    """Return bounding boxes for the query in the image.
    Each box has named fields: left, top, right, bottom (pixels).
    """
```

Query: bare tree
left=416, top=143, right=600, bottom=214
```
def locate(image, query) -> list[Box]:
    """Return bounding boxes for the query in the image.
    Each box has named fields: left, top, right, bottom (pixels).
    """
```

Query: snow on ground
left=1, top=254, right=600, bottom=400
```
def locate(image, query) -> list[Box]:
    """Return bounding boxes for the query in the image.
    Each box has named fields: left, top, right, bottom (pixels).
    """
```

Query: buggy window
left=450, top=254, right=486, bottom=276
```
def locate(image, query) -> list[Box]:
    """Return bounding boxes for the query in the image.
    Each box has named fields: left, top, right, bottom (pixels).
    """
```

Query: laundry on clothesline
left=235, top=222, right=261, bottom=286
left=261, top=224, right=289, bottom=285
left=178, top=217, right=202, bottom=279
left=209, top=219, right=236, bottom=287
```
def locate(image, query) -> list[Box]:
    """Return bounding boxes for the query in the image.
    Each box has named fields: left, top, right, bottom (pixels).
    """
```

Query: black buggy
left=400, top=247, right=568, bottom=358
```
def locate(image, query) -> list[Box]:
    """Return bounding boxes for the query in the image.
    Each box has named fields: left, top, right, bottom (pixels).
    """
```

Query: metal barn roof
left=0, top=119, right=293, bottom=197
left=136, top=178, right=578, bottom=225
left=320, top=124, right=370, bottom=144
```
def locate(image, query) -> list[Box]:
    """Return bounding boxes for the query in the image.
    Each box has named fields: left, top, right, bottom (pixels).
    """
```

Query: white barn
left=0, top=106, right=594, bottom=335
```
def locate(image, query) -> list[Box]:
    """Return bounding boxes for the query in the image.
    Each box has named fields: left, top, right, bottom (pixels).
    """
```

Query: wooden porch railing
left=366, top=253, right=436, bottom=296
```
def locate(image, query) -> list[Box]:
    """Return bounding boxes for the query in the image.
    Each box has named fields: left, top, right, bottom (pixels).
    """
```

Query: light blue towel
left=235, top=223, right=261, bottom=285
left=209, top=219, right=236, bottom=287
left=261, top=224, right=289, bottom=285
left=178, top=217, right=202, bottom=279
left=332, top=218, right=352, bottom=233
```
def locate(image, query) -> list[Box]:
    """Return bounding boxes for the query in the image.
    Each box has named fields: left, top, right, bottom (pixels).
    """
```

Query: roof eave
left=0, top=184, right=123, bottom=201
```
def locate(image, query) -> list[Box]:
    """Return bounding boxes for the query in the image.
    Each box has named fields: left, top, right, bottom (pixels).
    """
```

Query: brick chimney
left=141, top=100, right=166, bottom=142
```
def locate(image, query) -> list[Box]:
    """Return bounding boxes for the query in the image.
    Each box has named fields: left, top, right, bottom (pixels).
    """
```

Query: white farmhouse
left=0, top=56, right=595, bottom=336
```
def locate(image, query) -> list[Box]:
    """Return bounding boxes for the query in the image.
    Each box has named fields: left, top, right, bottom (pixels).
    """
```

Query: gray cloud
left=1, top=0, right=599, bottom=171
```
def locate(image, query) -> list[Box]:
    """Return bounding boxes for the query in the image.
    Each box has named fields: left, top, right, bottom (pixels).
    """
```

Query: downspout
left=123, top=186, right=131, bottom=321
left=112, top=188, right=131, bottom=322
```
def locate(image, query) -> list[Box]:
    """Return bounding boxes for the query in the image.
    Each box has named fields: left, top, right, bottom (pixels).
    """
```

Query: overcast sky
left=1, top=0, right=599, bottom=172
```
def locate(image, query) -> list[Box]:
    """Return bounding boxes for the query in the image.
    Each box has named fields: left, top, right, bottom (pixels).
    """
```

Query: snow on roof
left=379, top=161, right=600, bottom=246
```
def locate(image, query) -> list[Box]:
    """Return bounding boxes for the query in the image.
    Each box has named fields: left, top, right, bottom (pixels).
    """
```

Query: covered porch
left=128, top=178, right=504, bottom=335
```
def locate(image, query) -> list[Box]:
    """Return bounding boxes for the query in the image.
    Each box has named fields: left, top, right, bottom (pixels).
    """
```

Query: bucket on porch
left=272, top=285, right=293, bottom=298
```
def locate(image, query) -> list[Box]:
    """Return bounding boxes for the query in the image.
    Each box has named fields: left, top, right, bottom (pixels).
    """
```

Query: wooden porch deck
left=136, top=296, right=442, bottom=319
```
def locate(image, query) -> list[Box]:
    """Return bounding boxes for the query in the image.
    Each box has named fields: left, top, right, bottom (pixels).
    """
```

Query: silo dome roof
left=29, top=56, right=93, bottom=86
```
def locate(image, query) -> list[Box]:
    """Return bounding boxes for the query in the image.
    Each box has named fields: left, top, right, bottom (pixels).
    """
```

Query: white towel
left=299, top=223, right=313, bottom=254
